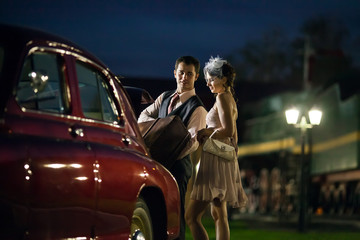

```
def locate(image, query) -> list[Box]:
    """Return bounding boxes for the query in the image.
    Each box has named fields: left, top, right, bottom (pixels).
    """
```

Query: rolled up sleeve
left=138, top=93, right=163, bottom=123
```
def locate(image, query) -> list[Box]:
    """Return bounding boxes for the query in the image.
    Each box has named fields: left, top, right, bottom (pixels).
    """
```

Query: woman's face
left=205, top=72, right=226, bottom=94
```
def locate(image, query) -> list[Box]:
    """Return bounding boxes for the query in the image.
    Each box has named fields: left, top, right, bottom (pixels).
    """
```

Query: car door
left=7, top=48, right=97, bottom=239
left=71, top=58, right=150, bottom=237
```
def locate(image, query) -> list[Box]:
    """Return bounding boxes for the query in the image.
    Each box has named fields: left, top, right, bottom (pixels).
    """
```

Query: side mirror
left=124, top=86, right=154, bottom=118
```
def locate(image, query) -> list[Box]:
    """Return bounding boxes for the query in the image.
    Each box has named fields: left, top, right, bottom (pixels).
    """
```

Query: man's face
left=174, top=62, right=199, bottom=93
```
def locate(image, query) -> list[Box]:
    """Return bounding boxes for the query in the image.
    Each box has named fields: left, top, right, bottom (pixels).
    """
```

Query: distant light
left=309, top=109, right=322, bottom=125
left=285, top=109, right=299, bottom=124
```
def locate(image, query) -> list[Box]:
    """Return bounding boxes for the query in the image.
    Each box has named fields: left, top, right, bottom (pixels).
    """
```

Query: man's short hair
left=175, top=56, right=200, bottom=74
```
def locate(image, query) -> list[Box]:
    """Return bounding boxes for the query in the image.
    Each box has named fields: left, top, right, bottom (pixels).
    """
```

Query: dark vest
left=159, top=90, right=204, bottom=126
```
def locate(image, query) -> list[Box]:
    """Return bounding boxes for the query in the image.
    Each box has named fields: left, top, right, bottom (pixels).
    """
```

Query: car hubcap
left=131, top=230, right=145, bottom=240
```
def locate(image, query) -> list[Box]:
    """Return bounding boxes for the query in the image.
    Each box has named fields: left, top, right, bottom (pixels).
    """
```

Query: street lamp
left=285, top=108, right=322, bottom=128
left=285, top=107, right=322, bottom=232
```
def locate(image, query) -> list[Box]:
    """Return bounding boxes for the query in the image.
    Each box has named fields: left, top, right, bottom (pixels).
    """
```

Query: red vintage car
left=0, top=24, right=180, bottom=240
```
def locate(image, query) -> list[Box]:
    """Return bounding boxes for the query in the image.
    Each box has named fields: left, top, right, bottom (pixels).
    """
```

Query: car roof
left=0, top=23, right=107, bottom=69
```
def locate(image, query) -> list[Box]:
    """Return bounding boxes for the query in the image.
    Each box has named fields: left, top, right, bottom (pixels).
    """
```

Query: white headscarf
left=203, top=56, right=227, bottom=78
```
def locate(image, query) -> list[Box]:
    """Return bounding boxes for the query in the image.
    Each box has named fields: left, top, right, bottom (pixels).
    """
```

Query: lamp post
left=285, top=108, right=322, bottom=232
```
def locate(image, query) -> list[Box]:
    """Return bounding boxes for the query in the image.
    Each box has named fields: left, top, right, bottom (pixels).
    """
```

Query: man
left=138, top=56, right=207, bottom=240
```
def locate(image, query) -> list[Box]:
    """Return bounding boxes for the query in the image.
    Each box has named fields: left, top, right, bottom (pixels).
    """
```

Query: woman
left=185, top=56, right=247, bottom=240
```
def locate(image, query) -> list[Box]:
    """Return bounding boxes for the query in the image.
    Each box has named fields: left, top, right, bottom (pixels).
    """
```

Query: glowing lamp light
left=309, top=109, right=322, bottom=125
left=285, top=109, right=300, bottom=125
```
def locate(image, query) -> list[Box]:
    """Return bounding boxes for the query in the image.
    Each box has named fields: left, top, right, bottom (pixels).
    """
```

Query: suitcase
left=139, top=115, right=190, bottom=169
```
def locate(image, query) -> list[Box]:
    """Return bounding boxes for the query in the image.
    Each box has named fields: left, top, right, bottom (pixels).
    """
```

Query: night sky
left=1, top=0, right=359, bottom=79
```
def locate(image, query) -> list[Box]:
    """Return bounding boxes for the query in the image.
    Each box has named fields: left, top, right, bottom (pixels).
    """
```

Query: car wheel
left=130, top=197, right=153, bottom=240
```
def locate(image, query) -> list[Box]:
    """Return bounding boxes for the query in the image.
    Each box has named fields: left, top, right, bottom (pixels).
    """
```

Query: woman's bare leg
left=185, top=199, right=209, bottom=240
left=211, top=199, right=230, bottom=240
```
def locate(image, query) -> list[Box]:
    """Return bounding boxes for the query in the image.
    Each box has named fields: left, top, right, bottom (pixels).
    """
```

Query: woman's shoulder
left=216, top=91, right=234, bottom=103
left=216, top=92, right=237, bottom=113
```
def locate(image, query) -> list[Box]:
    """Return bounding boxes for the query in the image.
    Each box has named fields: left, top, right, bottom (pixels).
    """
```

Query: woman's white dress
left=190, top=96, right=248, bottom=208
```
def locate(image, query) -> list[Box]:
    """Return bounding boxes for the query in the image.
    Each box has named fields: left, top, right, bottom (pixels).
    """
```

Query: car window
left=16, top=51, right=69, bottom=114
left=76, top=61, right=119, bottom=123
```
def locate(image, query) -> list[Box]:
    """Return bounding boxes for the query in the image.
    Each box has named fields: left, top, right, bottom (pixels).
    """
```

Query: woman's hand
left=197, top=128, right=215, bottom=144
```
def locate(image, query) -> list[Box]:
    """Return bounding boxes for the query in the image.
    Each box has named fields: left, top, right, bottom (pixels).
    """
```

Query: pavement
left=230, top=212, right=360, bottom=232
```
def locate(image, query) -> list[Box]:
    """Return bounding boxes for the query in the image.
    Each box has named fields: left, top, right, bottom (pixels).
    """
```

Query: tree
left=229, top=16, right=353, bottom=91
left=228, top=28, right=303, bottom=88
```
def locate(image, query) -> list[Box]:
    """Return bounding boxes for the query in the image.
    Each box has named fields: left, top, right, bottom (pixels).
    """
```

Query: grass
left=185, top=216, right=360, bottom=240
